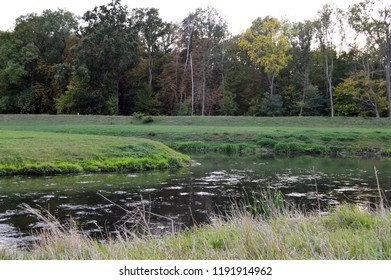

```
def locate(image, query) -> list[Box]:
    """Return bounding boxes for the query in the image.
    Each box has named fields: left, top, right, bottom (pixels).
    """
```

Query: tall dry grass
left=1, top=197, right=390, bottom=260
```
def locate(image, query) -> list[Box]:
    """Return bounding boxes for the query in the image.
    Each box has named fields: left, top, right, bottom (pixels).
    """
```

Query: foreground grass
left=1, top=115, right=391, bottom=156
left=1, top=204, right=390, bottom=260
left=0, top=130, right=189, bottom=176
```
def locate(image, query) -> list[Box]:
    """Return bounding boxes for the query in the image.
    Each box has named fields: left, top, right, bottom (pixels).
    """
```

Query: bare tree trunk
left=300, top=67, right=310, bottom=116
left=115, top=74, right=121, bottom=115
left=363, top=59, right=380, bottom=118
left=148, top=49, right=153, bottom=87
left=299, top=101, right=305, bottom=117
left=328, top=77, right=334, bottom=118
left=190, top=52, right=195, bottom=116
left=201, top=66, right=206, bottom=116
left=267, top=74, right=275, bottom=96
left=325, top=55, right=334, bottom=117
left=385, top=27, right=391, bottom=118
left=368, top=83, right=381, bottom=118
left=183, top=24, right=195, bottom=116
left=174, top=49, right=179, bottom=109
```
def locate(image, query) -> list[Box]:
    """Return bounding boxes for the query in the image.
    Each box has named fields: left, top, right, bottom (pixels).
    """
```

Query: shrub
left=274, top=142, right=289, bottom=153
left=133, top=112, right=154, bottom=124
left=294, top=134, right=312, bottom=143
left=142, top=115, right=154, bottom=124
left=287, top=142, right=307, bottom=152
left=220, top=144, right=239, bottom=154
left=167, top=157, right=182, bottom=168
left=257, top=137, right=278, bottom=148
left=133, top=112, right=146, bottom=120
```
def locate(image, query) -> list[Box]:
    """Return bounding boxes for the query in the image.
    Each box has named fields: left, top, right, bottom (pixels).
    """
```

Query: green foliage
left=257, top=136, right=278, bottom=148
left=0, top=10, right=78, bottom=114
left=1, top=1, right=390, bottom=118
left=176, top=99, right=193, bottom=116
left=17, top=87, right=36, bottom=113
left=68, top=89, right=108, bottom=115
left=55, top=91, right=76, bottom=114
left=240, top=16, right=292, bottom=96
left=134, top=86, right=162, bottom=115
left=274, top=142, right=291, bottom=153
left=167, top=157, right=182, bottom=168
left=132, top=7, right=173, bottom=87
left=4, top=61, right=26, bottom=85
left=334, top=71, right=388, bottom=117
left=334, top=77, right=360, bottom=116
left=257, top=94, right=285, bottom=116
left=142, top=116, right=154, bottom=124
left=133, top=112, right=155, bottom=123
left=167, top=141, right=256, bottom=154
left=72, top=0, right=139, bottom=115
left=219, top=89, right=238, bottom=116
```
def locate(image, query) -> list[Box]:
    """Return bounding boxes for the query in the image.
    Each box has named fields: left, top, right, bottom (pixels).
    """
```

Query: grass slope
left=0, top=130, right=189, bottom=176
left=1, top=115, right=390, bottom=156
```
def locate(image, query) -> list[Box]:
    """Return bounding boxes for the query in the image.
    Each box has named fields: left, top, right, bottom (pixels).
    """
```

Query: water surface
left=1, top=155, right=390, bottom=247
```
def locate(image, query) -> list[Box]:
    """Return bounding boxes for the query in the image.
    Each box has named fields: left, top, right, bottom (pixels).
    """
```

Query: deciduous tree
left=72, top=0, right=138, bottom=114
left=349, top=0, right=391, bottom=117
left=240, top=16, right=291, bottom=97
left=315, top=4, right=344, bottom=118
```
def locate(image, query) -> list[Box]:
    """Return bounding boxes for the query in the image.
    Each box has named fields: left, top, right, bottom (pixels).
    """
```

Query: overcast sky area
left=0, top=0, right=363, bottom=35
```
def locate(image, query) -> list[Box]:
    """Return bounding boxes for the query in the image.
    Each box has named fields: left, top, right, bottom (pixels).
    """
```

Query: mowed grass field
left=0, top=116, right=192, bottom=175
left=1, top=114, right=391, bottom=156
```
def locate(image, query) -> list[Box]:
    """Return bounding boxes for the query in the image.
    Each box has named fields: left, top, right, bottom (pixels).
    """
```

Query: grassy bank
left=1, top=204, right=390, bottom=260
left=1, top=115, right=390, bottom=156
left=0, top=130, right=189, bottom=176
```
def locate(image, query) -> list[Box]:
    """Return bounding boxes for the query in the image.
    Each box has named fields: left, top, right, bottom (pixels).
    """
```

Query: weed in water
left=241, top=187, right=287, bottom=219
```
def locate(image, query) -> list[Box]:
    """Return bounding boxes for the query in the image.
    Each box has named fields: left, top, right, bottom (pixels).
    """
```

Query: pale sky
left=0, top=0, right=362, bottom=35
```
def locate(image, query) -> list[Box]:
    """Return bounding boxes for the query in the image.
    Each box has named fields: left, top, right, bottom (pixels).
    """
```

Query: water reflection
left=0, top=155, right=390, bottom=247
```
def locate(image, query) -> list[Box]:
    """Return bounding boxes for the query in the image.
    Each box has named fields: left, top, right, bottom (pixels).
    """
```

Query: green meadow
left=1, top=115, right=391, bottom=260
left=1, top=115, right=391, bottom=167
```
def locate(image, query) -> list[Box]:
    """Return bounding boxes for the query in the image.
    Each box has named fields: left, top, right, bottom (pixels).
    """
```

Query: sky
left=0, top=0, right=363, bottom=35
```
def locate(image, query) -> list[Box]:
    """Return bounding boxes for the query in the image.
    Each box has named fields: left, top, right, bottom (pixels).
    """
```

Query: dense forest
left=0, top=0, right=390, bottom=117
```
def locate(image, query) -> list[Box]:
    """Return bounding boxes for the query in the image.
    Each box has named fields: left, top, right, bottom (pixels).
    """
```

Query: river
left=1, top=155, right=390, bottom=247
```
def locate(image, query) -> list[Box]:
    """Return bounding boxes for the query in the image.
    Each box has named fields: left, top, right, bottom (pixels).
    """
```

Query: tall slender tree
left=240, top=16, right=291, bottom=97
left=132, top=8, right=173, bottom=87
left=315, top=4, right=343, bottom=118
left=288, top=20, right=316, bottom=116
left=181, top=7, right=228, bottom=116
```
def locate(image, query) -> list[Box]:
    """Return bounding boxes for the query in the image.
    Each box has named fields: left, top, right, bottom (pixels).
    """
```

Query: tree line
left=0, top=0, right=390, bottom=117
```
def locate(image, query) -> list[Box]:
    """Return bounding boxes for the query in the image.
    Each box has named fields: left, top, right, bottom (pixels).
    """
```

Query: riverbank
left=1, top=115, right=391, bottom=157
left=1, top=204, right=390, bottom=260
left=1, top=115, right=390, bottom=175
left=0, top=130, right=189, bottom=176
